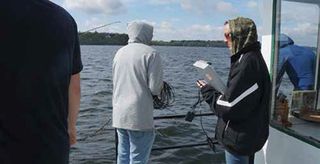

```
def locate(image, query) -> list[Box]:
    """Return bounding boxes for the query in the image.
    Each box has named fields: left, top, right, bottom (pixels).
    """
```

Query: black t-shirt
left=0, top=0, right=83, bottom=163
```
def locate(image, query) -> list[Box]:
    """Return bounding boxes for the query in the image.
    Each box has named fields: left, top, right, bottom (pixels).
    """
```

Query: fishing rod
left=83, top=21, right=121, bottom=33
left=77, top=21, right=122, bottom=142
left=78, top=118, right=112, bottom=142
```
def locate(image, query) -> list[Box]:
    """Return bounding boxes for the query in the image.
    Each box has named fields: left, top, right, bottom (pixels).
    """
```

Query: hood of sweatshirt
left=127, top=21, right=153, bottom=45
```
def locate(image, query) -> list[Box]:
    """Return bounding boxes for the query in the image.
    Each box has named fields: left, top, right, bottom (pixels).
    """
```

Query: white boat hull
left=255, top=126, right=320, bottom=164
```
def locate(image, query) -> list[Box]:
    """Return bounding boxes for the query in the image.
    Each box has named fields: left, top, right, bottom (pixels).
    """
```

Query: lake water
left=69, top=45, right=233, bottom=164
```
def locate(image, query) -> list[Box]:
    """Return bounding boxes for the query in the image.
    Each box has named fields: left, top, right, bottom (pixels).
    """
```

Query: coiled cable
left=153, top=81, right=175, bottom=109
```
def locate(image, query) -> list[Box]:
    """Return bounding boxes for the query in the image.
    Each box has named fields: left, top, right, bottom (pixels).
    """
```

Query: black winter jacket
left=202, top=42, right=271, bottom=155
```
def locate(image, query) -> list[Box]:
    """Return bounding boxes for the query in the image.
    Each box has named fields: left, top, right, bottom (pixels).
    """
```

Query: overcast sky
left=51, top=0, right=319, bottom=46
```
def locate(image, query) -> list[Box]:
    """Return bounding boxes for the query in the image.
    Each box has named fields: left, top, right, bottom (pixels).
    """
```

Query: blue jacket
left=278, top=34, right=315, bottom=90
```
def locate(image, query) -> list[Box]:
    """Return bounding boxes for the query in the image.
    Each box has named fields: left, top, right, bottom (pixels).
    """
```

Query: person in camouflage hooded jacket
left=198, top=17, right=271, bottom=164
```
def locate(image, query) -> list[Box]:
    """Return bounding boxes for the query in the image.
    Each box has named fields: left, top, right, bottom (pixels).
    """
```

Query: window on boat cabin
left=272, top=0, right=320, bottom=144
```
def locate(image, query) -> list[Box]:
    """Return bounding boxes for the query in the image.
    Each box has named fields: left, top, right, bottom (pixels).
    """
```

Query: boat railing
left=114, top=112, right=217, bottom=159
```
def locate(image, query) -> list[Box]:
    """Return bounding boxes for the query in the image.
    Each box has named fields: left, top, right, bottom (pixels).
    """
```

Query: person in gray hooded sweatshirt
left=112, top=21, right=163, bottom=164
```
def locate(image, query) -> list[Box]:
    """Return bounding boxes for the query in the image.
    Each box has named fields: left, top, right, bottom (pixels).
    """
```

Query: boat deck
left=289, top=115, right=320, bottom=142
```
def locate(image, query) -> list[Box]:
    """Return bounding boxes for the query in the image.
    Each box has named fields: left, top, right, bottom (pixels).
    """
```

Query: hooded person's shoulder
left=116, top=43, right=158, bottom=60
left=248, top=49, right=262, bottom=60
left=123, top=43, right=156, bottom=52
left=239, top=48, right=263, bottom=70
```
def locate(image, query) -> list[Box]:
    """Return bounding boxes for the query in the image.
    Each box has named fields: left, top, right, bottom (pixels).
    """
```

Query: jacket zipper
left=224, top=120, right=230, bottom=132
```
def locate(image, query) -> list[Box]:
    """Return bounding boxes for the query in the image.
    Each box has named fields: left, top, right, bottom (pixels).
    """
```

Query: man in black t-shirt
left=0, top=0, right=83, bottom=163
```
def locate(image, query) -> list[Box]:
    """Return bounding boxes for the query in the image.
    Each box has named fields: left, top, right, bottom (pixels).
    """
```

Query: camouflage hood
left=228, top=17, right=258, bottom=55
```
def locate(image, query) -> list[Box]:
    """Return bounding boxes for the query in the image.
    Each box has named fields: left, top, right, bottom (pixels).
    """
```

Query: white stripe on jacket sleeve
left=217, top=83, right=259, bottom=107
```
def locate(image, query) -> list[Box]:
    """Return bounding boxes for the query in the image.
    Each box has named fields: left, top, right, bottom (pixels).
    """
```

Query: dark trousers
left=249, top=154, right=255, bottom=164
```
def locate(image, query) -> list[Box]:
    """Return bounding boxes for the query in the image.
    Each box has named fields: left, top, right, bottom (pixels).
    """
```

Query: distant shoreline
left=79, top=32, right=227, bottom=47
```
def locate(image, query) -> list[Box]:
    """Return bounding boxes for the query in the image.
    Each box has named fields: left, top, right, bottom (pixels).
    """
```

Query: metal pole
left=154, top=112, right=215, bottom=120
left=101, top=113, right=215, bottom=131
left=152, top=140, right=219, bottom=151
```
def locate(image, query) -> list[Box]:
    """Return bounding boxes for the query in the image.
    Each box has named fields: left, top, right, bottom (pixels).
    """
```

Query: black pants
left=249, top=154, right=255, bottom=164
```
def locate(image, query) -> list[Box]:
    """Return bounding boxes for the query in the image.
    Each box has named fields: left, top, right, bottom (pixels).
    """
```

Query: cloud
left=190, top=24, right=214, bottom=33
left=282, top=23, right=318, bottom=46
left=180, top=0, right=207, bottom=13
left=149, top=0, right=179, bottom=5
left=280, top=1, right=319, bottom=46
left=289, top=23, right=317, bottom=35
left=115, top=19, right=225, bottom=41
left=247, top=1, right=258, bottom=8
left=152, top=21, right=224, bottom=41
left=127, top=20, right=156, bottom=27
left=281, top=1, right=318, bottom=23
left=179, top=0, right=237, bottom=16
left=216, top=1, right=233, bottom=12
left=158, top=21, right=174, bottom=32
left=183, top=24, right=224, bottom=40
left=64, top=0, right=126, bottom=15
left=153, top=21, right=175, bottom=40
left=83, top=17, right=106, bottom=32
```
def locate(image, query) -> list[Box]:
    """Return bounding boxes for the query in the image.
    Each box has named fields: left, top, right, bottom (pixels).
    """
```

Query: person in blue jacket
left=277, top=34, right=315, bottom=91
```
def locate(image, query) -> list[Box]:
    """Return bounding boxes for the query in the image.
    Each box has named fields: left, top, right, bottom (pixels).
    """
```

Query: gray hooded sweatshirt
left=112, top=22, right=163, bottom=131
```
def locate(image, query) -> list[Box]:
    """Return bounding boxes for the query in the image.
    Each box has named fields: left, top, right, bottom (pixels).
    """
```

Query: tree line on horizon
left=79, top=32, right=227, bottom=47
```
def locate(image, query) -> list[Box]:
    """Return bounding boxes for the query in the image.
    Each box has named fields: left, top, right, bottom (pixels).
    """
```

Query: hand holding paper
left=193, top=60, right=226, bottom=94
